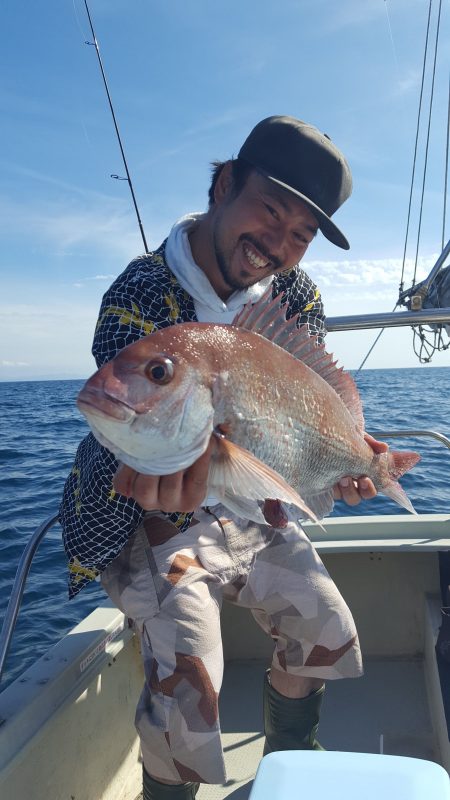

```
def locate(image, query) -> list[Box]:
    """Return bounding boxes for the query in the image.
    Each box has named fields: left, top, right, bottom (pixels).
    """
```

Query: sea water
left=0, top=368, right=449, bottom=690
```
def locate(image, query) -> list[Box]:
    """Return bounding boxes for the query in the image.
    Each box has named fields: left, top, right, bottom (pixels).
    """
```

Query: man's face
left=211, top=169, right=319, bottom=297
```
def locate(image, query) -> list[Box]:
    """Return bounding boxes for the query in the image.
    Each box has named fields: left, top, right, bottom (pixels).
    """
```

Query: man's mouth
left=243, top=241, right=271, bottom=270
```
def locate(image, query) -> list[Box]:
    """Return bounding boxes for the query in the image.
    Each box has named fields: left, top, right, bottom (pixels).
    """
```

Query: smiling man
left=60, top=116, right=385, bottom=800
left=193, top=167, right=319, bottom=297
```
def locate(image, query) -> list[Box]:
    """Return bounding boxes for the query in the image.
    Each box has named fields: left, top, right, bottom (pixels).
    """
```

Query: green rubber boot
left=143, top=767, right=199, bottom=799
left=263, top=671, right=325, bottom=754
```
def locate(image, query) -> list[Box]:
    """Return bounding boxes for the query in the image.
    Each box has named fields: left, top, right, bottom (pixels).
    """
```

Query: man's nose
left=261, top=226, right=287, bottom=262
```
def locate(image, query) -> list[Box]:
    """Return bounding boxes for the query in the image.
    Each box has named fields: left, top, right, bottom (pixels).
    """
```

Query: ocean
left=1, top=368, right=449, bottom=691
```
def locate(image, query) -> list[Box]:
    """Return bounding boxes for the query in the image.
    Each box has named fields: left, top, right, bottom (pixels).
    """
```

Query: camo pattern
left=101, top=506, right=362, bottom=783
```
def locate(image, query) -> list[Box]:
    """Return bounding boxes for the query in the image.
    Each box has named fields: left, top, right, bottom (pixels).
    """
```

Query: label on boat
left=79, top=621, right=125, bottom=673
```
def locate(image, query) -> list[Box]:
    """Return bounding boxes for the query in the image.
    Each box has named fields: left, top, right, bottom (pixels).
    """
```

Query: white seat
left=249, top=750, right=450, bottom=799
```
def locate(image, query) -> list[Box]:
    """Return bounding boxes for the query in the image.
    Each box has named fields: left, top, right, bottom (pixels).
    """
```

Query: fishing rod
left=82, top=0, right=149, bottom=253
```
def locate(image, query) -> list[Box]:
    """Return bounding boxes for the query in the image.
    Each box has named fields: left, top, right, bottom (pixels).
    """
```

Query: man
left=60, top=116, right=386, bottom=799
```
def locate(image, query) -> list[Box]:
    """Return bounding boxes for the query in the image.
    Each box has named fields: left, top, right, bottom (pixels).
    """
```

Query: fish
left=77, top=289, right=420, bottom=526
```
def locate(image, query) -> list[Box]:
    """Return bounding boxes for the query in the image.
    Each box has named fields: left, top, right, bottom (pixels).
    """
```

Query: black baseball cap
left=238, top=115, right=352, bottom=250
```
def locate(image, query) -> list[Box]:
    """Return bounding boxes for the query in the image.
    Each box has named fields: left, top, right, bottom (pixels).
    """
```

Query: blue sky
left=1, top=0, right=449, bottom=380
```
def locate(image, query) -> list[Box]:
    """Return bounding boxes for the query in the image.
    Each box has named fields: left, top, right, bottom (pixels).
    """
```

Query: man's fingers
left=364, top=433, right=389, bottom=454
left=159, top=443, right=214, bottom=512
left=113, top=463, right=137, bottom=497
left=336, top=477, right=361, bottom=506
left=180, top=441, right=215, bottom=510
left=334, top=475, right=378, bottom=506
left=113, top=440, right=215, bottom=513
left=158, top=471, right=185, bottom=511
left=114, top=464, right=162, bottom=509
left=356, top=476, right=377, bottom=500
left=128, top=474, right=162, bottom=509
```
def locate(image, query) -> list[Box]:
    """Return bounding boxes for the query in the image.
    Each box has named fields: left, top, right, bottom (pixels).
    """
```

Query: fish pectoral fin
left=302, top=488, right=335, bottom=520
left=208, top=436, right=318, bottom=524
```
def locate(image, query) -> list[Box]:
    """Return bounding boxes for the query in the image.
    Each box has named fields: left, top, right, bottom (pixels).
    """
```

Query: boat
left=2, top=2, right=450, bottom=798
left=1, top=285, right=450, bottom=800
left=2, top=494, right=450, bottom=798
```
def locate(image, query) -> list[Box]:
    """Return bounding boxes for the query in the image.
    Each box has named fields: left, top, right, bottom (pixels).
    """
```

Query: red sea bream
left=77, top=291, right=420, bottom=525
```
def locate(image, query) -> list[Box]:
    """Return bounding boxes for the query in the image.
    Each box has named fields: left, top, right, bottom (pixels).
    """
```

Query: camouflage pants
left=101, top=506, right=362, bottom=784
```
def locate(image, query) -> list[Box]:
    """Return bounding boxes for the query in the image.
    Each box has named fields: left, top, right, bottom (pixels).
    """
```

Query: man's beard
left=212, top=224, right=282, bottom=293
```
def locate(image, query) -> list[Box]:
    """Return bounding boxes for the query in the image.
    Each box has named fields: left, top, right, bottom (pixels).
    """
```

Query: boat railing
left=1, top=429, right=450, bottom=689
left=326, top=308, right=450, bottom=332
left=0, top=513, right=59, bottom=687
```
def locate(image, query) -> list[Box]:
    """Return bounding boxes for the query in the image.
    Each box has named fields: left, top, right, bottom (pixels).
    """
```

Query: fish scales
left=210, top=329, right=373, bottom=497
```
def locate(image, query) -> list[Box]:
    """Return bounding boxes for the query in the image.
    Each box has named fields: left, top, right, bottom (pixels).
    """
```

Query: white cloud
left=304, top=254, right=439, bottom=297
left=73, top=274, right=117, bottom=288
left=0, top=194, right=143, bottom=261
left=1, top=360, right=30, bottom=367
left=395, top=69, right=421, bottom=96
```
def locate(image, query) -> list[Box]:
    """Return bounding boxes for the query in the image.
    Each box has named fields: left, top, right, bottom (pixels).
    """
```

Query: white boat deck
left=185, top=656, right=438, bottom=800
left=1, top=514, right=450, bottom=800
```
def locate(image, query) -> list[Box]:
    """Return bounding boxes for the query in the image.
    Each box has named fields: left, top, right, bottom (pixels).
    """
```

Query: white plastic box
left=249, top=751, right=450, bottom=800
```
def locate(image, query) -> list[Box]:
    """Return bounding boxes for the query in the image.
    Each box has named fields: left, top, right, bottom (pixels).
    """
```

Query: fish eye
left=145, top=357, right=174, bottom=385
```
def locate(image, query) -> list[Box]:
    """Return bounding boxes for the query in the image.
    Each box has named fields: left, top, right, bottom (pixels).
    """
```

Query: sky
left=1, top=0, right=450, bottom=381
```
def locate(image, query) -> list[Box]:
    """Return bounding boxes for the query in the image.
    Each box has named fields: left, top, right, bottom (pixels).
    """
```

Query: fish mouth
left=77, top=387, right=135, bottom=423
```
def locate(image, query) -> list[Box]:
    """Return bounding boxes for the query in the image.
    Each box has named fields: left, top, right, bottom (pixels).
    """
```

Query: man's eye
left=294, top=232, right=307, bottom=245
left=265, top=203, right=279, bottom=219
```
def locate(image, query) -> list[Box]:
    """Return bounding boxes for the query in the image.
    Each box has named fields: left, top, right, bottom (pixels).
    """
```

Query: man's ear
left=214, top=161, right=233, bottom=205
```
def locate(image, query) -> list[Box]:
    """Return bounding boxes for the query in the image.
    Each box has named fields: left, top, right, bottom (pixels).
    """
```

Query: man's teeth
left=244, top=243, right=268, bottom=269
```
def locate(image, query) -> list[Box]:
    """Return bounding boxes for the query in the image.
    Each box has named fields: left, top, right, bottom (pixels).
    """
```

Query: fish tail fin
left=375, top=449, right=421, bottom=514
left=381, top=479, right=418, bottom=515
left=389, top=450, right=421, bottom=479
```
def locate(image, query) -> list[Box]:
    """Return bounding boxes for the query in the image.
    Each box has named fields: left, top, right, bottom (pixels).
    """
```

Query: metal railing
left=326, top=308, right=450, bottom=332
left=0, top=514, right=59, bottom=686
left=1, top=428, right=450, bottom=687
left=371, top=430, right=450, bottom=449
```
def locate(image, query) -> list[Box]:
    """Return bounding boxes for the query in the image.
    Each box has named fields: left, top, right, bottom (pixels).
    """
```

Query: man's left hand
left=332, top=434, right=388, bottom=506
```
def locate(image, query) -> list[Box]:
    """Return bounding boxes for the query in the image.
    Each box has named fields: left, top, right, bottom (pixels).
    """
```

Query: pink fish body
left=77, top=292, right=420, bottom=524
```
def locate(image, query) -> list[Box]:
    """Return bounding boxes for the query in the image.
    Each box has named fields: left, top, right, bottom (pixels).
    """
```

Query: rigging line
left=399, top=0, right=433, bottom=291
left=443, top=73, right=450, bottom=251
left=383, top=1, right=401, bottom=84
left=356, top=0, right=433, bottom=372
left=412, top=0, right=443, bottom=286
left=72, top=0, right=89, bottom=41
left=355, top=301, right=399, bottom=373
left=82, top=0, right=149, bottom=253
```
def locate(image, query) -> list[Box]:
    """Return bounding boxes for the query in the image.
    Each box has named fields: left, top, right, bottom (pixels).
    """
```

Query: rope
left=412, top=0, right=443, bottom=286
left=443, top=74, right=450, bottom=251
left=356, top=0, right=434, bottom=372
left=357, top=0, right=447, bottom=371
left=399, top=0, right=434, bottom=291
left=413, top=325, right=450, bottom=363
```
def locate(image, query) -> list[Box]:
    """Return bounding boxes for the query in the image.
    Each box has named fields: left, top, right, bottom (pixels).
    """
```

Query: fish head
left=77, top=331, right=216, bottom=474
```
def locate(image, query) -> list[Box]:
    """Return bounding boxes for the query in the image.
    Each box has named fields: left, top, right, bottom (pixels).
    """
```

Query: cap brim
left=265, top=174, right=350, bottom=250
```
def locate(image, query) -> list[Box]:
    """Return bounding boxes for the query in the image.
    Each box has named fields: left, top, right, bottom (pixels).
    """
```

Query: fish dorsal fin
left=232, top=289, right=365, bottom=431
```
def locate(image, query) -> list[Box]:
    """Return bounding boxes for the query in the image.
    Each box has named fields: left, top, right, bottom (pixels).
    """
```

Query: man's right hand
left=112, top=439, right=214, bottom=513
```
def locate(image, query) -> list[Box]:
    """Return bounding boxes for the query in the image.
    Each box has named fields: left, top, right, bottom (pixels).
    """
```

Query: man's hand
left=113, top=440, right=215, bottom=513
left=332, top=433, right=389, bottom=506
